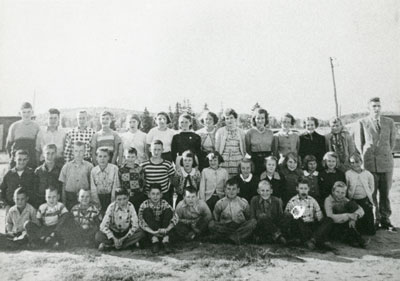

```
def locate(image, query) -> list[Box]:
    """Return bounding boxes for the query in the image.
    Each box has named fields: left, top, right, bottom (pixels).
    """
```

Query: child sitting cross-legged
left=95, top=188, right=145, bottom=251
left=0, top=187, right=38, bottom=250
left=209, top=178, right=256, bottom=245
left=173, top=186, right=212, bottom=241
left=324, top=181, right=366, bottom=248
left=138, top=184, right=178, bottom=254
left=250, top=180, right=287, bottom=245
left=25, top=186, right=69, bottom=249
left=284, top=177, right=334, bottom=251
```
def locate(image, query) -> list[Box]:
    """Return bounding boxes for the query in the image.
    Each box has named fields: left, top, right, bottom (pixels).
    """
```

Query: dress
left=220, top=129, right=243, bottom=178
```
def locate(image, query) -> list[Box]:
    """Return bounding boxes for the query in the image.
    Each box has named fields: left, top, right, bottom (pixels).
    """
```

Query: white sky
left=0, top=0, right=399, bottom=119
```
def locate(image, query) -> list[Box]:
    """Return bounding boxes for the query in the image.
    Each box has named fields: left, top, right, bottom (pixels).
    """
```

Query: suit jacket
left=355, top=116, right=396, bottom=173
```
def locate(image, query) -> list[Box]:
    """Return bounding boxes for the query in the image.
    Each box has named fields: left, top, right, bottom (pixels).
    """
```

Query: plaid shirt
left=100, top=202, right=139, bottom=239
left=285, top=194, right=323, bottom=223
left=118, top=163, right=143, bottom=196
left=70, top=203, right=101, bottom=229
left=64, top=127, right=96, bottom=162
left=138, top=199, right=178, bottom=229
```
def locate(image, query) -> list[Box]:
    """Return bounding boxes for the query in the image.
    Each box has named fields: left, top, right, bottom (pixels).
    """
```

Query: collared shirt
left=6, top=203, right=38, bottom=233
left=37, top=202, right=68, bottom=226
left=34, top=163, right=62, bottom=197
left=324, top=195, right=364, bottom=224
left=71, top=203, right=101, bottom=229
left=250, top=195, right=283, bottom=220
left=120, top=130, right=148, bottom=163
left=100, top=202, right=139, bottom=239
left=0, top=167, right=35, bottom=206
left=235, top=174, right=259, bottom=203
left=90, top=164, right=120, bottom=204
left=175, top=198, right=212, bottom=224
left=138, top=199, right=178, bottom=230
left=119, top=163, right=143, bottom=196
left=199, top=167, right=229, bottom=201
left=213, top=196, right=250, bottom=224
left=173, top=167, right=201, bottom=195
left=59, top=160, right=93, bottom=192
left=285, top=194, right=323, bottom=223
left=64, top=127, right=96, bottom=162
left=345, top=169, right=374, bottom=203
left=36, top=126, right=67, bottom=160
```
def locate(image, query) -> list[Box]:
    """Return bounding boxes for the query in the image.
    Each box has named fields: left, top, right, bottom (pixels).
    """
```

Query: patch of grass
left=92, top=266, right=173, bottom=281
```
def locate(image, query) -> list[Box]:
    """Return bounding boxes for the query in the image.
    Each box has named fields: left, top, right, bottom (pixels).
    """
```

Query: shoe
left=381, top=221, right=397, bottom=232
left=151, top=242, right=160, bottom=254
left=319, top=241, right=337, bottom=252
left=163, top=242, right=173, bottom=254
left=305, top=240, right=316, bottom=250
left=277, top=236, right=287, bottom=245
left=98, top=243, right=111, bottom=252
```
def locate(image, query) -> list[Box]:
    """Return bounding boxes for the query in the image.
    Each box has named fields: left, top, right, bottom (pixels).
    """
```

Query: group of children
left=0, top=102, right=382, bottom=254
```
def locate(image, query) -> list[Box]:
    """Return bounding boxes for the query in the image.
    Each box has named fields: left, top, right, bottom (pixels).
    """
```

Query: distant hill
left=339, top=111, right=400, bottom=125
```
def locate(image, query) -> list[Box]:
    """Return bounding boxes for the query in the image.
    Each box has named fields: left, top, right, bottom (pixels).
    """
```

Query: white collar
left=304, top=170, right=318, bottom=176
left=181, top=167, right=196, bottom=177
left=240, top=174, right=253, bottom=182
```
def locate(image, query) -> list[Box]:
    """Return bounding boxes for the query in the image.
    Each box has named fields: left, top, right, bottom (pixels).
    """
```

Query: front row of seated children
left=1, top=174, right=370, bottom=253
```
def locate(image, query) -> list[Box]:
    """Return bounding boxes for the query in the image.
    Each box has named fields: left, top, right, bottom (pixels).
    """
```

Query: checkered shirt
left=64, top=127, right=96, bottom=162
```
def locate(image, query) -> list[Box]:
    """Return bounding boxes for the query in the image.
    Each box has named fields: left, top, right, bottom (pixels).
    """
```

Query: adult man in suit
left=355, top=97, right=397, bottom=231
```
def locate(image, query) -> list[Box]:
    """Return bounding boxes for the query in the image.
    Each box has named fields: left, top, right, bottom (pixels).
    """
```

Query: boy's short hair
left=368, top=97, right=380, bottom=103
left=303, top=116, right=319, bottom=128
left=297, top=177, right=309, bottom=186
left=48, top=108, right=60, bottom=116
left=303, top=155, right=317, bottom=169
left=183, top=186, right=198, bottom=196
left=226, top=178, right=238, bottom=187
left=45, top=186, right=59, bottom=194
left=349, top=153, right=363, bottom=163
left=20, top=102, right=33, bottom=110
left=78, top=188, right=90, bottom=196
left=238, top=158, right=254, bottom=173
left=223, top=108, right=238, bottom=119
left=206, top=151, right=224, bottom=164
left=115, top=188, right=129, bottom=198
left=101, top=110, right=113, bottom=117
left=258, top=180, right=271, bottom=190
left=44, top=144, right=57, bottom=152
left=151, top=139, right=164, bottom=147
left=127, top=147, right=138, bottom=155
left=96, top=147, right=110, bottom=156
left=199, top=111, right=218, bottom=125
left=252, top=108, right=269, bottom=126
left=149, top=184, right=162, bottom=193
left=74, top=141, right=86, bottom=148
left=15, top=149, right=29, bottom=158
left=14, top=187, right=28, bottom=198
left=332, top=181, right=347, bottom=192
left=281, top=112, right=296, bottom=125
left=322, top=152, right=339, bottom=168
left=155, top=112, right=171, bottom=124
left=264, top=155, right=278, bottom=165
left=180, top=150, right=197, bottom=168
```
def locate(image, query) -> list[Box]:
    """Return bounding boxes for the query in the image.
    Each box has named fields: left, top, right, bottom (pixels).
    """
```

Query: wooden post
left=330, top=57, right=339, bottom=117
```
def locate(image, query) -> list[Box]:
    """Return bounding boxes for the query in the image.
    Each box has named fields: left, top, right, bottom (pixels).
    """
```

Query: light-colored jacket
left=215, top=127, right=246, bottom=156
left=345, top=169, right=374, bottom=204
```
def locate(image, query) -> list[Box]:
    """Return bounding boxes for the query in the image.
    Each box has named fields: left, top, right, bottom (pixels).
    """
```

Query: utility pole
left=330, top=57, right=339, bottom=117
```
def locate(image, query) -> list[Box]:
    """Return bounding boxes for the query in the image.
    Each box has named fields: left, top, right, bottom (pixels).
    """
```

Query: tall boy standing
left=6, top=102, right=40, bottom=168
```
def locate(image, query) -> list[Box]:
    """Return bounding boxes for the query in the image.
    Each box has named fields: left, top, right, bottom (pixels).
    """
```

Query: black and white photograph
left=0, top=0, right=399, bottom=280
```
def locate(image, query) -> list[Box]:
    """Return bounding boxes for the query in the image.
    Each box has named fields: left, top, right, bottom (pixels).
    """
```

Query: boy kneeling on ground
left=174, top=186, right=212, bottom=241
left=324, top=181, right=366, bottom=248
left=250, top=180, right=287, bottom=245
left=138, top=184, right=178, bottom=254
left=96, top=188, right=145, bottom=251
left=284, top=177, right=334, bottom=251
left=209, top=178, right=256, bottom=245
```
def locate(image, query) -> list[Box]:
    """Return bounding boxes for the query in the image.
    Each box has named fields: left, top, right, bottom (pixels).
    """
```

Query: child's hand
left=113, top=237, right=122, bottom=249
left=348, top=220, right=356, bottom=229
left=348, top=213, right=358, bottom=221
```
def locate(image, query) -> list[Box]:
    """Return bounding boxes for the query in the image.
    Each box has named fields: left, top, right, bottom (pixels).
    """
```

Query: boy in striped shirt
left=141, top=140, right=175, bottom=205
left=25, top=186, right=69, bottom=248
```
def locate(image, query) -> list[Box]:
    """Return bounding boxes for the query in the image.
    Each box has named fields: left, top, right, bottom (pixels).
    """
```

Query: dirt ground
left=0, top=159, right=400, bottom=281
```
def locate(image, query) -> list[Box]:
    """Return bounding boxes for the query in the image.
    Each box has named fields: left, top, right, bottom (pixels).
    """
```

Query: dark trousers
left=330, top=223, right=364, bottom=245
left=98, top=193, right=112, bottom=214
left=25, top=213, right=70, bottom=245
left=95, top=228, right=145, bottom=249
left=55, top=213, right=98, bottom=247
left=206, top=195, right=220, bottom=213
left=372, top=171, right=393, bottom=224
left=288, top=217, right=333, bottom=244
left=354, top=197, right=376, bottom=235
left=129, top=191, right=148, bottom=214
left=173, top=217, right=209, bottom=241
left=162, top=189, right=173, bottom=206
left=254, top=216, right=284, bottom=242
left=142, top=207, right=174, bottom=242
left=0, top=233, right=29, bottom=250
left=209, top=219, right=257, bottom=244
left=65, top=191, right=79, bottom=211
left=251, top=151, right=272, bottom=176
